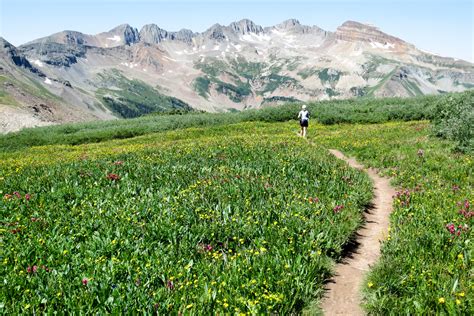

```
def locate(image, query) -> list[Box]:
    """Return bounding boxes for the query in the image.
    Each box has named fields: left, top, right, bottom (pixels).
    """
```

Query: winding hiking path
left=320, top=149, right=396, bottom=315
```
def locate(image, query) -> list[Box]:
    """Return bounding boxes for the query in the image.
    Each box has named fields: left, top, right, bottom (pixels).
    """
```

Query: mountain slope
left=1, top=18, right=473, bottom=132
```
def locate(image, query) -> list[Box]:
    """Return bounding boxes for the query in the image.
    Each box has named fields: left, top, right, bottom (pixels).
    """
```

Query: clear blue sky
left=1, top=0, right=472, bottom=62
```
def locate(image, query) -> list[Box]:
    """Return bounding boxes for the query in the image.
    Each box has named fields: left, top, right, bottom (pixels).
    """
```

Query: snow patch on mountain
left=107, top=35, right=121, bottom=42
left=33, top=60, right=44, bottom=67
left=240, top=33, right=271, bottom=42
left=370, top=41, right=395, bottom=49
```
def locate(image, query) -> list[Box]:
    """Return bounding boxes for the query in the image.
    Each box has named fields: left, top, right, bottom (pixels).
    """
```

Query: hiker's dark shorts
left=300, top=119, right=308, bottom=127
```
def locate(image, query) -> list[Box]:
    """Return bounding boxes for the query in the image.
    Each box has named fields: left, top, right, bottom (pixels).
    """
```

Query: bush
left=432, top=90, right=474, bottom=153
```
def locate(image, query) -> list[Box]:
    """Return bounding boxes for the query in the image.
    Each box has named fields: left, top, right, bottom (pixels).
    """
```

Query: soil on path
left=320, top=149, right=396, bottom=315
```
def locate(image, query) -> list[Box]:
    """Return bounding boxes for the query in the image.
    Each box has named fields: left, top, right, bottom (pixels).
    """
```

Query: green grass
left=215, top=80, right=252, bottom=103
left=325, top=88, right=340, bottom=98
left=296, top=68, right=342, bottom=88
left=401, top=78, right=424, bottom=97
left=317, top=68, right=342, bottom=85
left=258, top=74, right=299, bottom=95
left=0, top=122, right=372, bottom=314
left=193, top=57, right=256, bottom=102
left=313, top=121, right=473, bottom=314
left=0, top=89, right=20, bottom=106
left=3, top=91, right=469, bottom=152
left=194, top=56, right=301, bottom=101
left=229, top=57, right=266, bottom=80
left=366, top=68, right=398, bottom=97
left=0, top=75, right=60, bottom=105
left=95, top=70, right=192, bottom=118
left=193, top=76, right=211, bottom=99
left=194, top=58, right=229, bottom=77
left=0, top=90, right=472, bottom=314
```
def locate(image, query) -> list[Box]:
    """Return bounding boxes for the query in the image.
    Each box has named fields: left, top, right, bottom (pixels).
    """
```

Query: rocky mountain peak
left=108, top=24, right=140, bottom=45
left=1, top=37, right=31, bottom=68
left=229, top=19, right=263, bottom=35
left=139, top=25, right=195, bottom=44
left=204, top=23, right=227, bottom=41
left=276, top=18, right=301, bottom=29
left=336, top=20, right=406, bottom=46
left=59, top=31, right=87, bottom=46
left=139, top=24, right=169, bottom=44
left=0, top=37, right=16, bottom=53
left=273, top=18, right=327, bottom=36
left=173, top=29, right=195, bottom=43
left=0, top=37, right=44, bottom=75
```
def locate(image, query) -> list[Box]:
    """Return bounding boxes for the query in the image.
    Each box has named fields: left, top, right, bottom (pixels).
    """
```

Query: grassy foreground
left=1, top=122, right=372, bottom=314
left=0, top=91, right=472, bottom=313
left=313, top=121, right=473, bottom=314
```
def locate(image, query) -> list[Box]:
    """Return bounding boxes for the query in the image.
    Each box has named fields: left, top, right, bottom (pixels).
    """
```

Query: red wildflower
left=333, top=205, right=344, bottom=213
left=11, top=228, right=21, bottom=234
left=13, top=191, right=21, bottom=199
left=446, top=223, right=456, bottom=234
left=106, top=173, right=120, bottom=181
left=25, top=194, right=31, bottom=201
left=82, top=278, right=89, bottom=286
left=394, top=189, right=411, bottom=207
left=308, top=197, right=320, bottom=204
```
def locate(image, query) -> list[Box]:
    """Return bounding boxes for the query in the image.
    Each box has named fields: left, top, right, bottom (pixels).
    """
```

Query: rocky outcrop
left=336, top=20, right=407, bottom=46
left=170, top=29, right=195, bottom=43
left=276, top=18, right=301, bottom=30
left=229, top=19, right=264, bottom=35
left=272, top=19, right=329, bottom=36
left=108, top=24, right=140, bottom=45
left=139, top=25, right=195, bottom=44
left=20, top=42, right=86, bottom=67
left=63, top=31, right=87, bottom=45
left=204, top=24, right=227, bottom=41
left=0, top=37, right=44, bottom=75
left=139, top=24, right=169, bottom=44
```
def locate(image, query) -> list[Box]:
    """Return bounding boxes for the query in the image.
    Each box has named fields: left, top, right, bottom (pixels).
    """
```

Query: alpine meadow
left=1, top=1, right=473, bottom=314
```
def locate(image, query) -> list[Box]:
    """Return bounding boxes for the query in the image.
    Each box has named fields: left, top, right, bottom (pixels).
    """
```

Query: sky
left=1, top=0, right=472, bottom=62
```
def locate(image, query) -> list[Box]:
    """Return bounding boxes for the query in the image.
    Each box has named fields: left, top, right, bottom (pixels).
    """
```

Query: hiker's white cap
left=302, top=104, right=307, bottom=109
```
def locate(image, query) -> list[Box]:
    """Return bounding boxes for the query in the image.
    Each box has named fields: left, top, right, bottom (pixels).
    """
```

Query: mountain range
left=1, top=18, right=473, bottom=132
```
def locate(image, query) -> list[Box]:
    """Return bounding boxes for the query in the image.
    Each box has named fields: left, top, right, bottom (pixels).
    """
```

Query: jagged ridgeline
left=0, top=18, right=473, bottom=132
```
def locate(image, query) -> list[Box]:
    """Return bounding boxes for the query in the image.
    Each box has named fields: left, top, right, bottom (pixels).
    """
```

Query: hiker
left=298, top=104, right=310, bottom=137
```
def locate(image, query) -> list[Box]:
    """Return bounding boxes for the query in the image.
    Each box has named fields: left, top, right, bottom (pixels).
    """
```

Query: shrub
left=432, top=90, right=474, bottom=153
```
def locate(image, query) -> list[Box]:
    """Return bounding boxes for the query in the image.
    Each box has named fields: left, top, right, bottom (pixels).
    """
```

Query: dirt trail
left=320, top=149, right=396, bottom=315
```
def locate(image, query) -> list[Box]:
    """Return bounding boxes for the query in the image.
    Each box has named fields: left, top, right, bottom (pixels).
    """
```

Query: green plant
left=0, top=122, right=372, bottom=314
left=432, top=90, right=474, bottom=152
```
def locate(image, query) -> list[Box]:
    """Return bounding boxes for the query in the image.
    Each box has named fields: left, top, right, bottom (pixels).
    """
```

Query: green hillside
left=0, top=91, right=472, bottom=314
